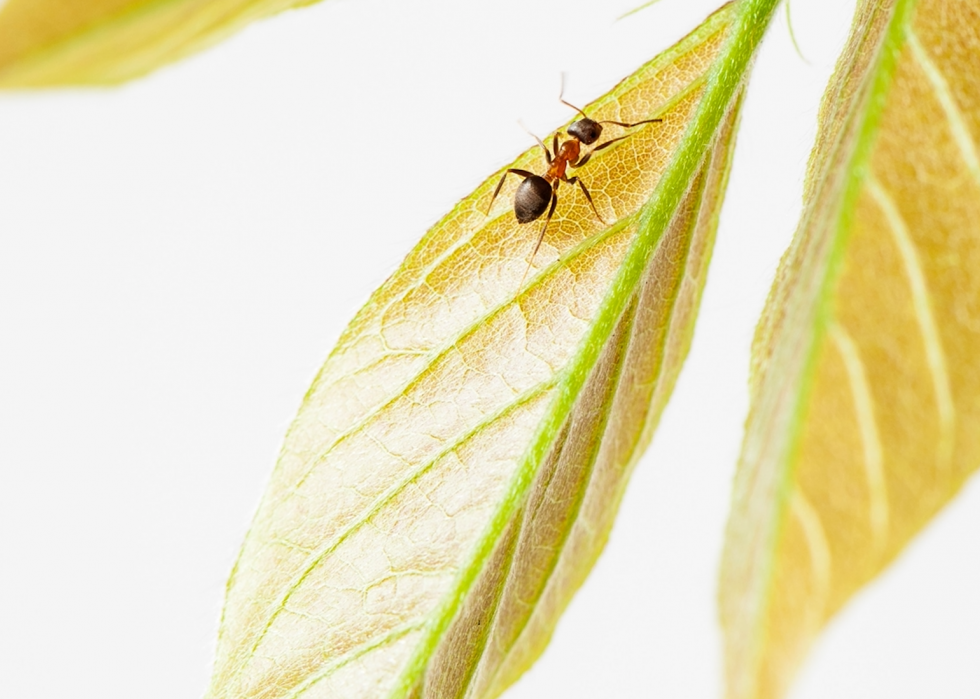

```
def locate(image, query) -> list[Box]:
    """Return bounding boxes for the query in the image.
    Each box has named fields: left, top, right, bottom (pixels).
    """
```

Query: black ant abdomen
left=515, top=176, right=553, bottom=223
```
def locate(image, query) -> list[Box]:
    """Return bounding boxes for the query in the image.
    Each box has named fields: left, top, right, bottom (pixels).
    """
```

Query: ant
left=486, top=89, right=663, bottom=281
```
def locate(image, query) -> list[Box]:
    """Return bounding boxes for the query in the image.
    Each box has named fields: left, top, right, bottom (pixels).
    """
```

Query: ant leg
left=521, top=189, right=559, bottom=287
left=560, top=98, right=590, bottom=120
left=566, top=176, right=606, bottom=225
left=571, top=134, right=633, bottom=168
left=487, top=169, right=537, bottom=215
left=535, top=134, right=553, bottom=164
left=599, top=117, right=664, bottom=128
left=533, top=189, right=559, bottom=260
left=592, top=135, right=630, bottom=152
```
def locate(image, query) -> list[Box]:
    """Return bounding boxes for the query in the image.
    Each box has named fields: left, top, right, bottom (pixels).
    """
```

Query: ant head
left=559, top=80, right=603, bottom=144
left=567, top=117, right=603, bottom=145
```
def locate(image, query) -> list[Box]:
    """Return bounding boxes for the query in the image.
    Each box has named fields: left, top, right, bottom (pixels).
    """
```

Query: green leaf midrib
left=473, top=127, right=720, bottom=698
left=778, top=0, right=921, bottom=610
left=470, top=293, right=639, bottom=699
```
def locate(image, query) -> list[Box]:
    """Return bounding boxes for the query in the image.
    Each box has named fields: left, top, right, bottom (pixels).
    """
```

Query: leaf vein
left=244, top=379, right=557, bottom=669
left=828, top=322, right=888, bottom=553
left=283, top=621, right=426, bottom=699
left=906, top=28, right=980, bottom=187
left=285, top=216, right=636, bottom=498
left=789, top=489, right=831, bottom=625
left=866, top=175, right=955, bottom=469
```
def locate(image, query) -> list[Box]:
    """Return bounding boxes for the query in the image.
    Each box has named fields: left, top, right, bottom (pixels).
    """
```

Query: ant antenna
left=559, top=73, right=663, bottom=134
left=558, top=72, right=589, bottom=120
left=517, top=120, right=553, bottom=162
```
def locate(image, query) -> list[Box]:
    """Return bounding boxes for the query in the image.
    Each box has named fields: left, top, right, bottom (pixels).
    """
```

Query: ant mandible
left=486, top=87, right=663, bottom=279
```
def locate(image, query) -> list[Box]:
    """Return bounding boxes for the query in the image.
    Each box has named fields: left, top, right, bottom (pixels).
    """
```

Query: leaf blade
left=207, top=2, right=780, bottom=697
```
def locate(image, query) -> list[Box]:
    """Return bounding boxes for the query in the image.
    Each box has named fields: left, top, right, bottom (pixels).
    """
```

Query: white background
left=1, top=0, right=977, bottom=697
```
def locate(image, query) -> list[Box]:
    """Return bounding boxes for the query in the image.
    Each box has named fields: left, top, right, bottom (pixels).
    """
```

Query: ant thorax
left=556, top=139, right=581, bottom=165
left=547, top=139, right=581, bottom=181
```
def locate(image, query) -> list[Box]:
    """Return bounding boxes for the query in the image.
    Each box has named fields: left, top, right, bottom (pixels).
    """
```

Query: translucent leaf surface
left=206, top=1, right=781, bottom=697
left=719, top=1, right=980, bottom=697
left=0, top=0, right=320, bottom=86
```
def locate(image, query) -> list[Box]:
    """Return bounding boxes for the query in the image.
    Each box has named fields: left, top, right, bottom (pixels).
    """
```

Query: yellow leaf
left=0, top=0, right=319, bottom=87
left=205, top=2, right=781, bottom=697
left=719, top=0, right=980, bottom=697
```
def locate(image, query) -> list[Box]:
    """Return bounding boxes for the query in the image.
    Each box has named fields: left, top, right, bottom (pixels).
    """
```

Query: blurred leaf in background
left=0, top=0, right=323, bottom=86
left=719, top=0, right=980, bottom=697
